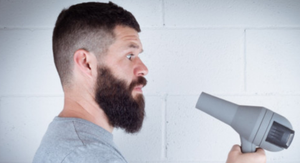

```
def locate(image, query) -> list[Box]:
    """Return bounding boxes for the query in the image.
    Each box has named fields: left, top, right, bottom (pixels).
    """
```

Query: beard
left=95, top=66, right=147, bottom=133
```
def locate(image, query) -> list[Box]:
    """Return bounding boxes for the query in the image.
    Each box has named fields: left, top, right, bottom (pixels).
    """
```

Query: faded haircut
left=53, top=2, right=141, bottom=86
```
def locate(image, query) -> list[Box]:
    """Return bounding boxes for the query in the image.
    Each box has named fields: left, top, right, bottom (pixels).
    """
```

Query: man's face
left=95, top=26, right=148, bottom=133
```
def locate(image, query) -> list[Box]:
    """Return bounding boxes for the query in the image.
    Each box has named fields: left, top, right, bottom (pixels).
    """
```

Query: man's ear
left=73, top=49, right=97, bottom=78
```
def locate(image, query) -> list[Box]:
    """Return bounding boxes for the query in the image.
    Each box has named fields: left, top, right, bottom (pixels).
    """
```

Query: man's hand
left=226, top=145, right=266, bottom=163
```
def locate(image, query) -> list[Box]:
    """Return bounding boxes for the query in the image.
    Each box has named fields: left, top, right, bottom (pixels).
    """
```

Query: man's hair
left=53, top=2, right=140, bottom=86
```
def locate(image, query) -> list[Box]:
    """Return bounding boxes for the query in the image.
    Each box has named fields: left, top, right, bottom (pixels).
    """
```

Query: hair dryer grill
left=195, top=92, right=295, bottom=153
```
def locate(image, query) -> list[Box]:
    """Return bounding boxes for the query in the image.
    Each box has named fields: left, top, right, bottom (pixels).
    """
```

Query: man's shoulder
left=33, top=117, right=127, bottom=163
left=33, top=142, right=127, bottom=163
left=62, top=143, right=127, bottom=163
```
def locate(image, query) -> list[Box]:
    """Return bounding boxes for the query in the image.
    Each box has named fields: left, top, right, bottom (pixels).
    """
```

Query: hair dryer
left=195, top=92, right=295, bottom=153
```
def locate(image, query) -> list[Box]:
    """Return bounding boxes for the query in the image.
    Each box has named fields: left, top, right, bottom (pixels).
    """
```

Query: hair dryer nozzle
left=195, top=92, right=295, bottom=153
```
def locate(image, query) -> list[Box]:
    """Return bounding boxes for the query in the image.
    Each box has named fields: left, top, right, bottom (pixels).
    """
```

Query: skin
left=101, top=26, right=148, bottom=98
left=226, top=145, right=266, bottom=163
left=59, top=25, right=148, bottom=133
left=58, top=25, right=265, bottom=163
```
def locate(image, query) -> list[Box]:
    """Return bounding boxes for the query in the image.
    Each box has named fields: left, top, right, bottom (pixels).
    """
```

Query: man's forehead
left=112, top=26, right=143, bottom=52
left=128, top=43, right=143, bottom=53
left=114, top=25, right=139, bottom=37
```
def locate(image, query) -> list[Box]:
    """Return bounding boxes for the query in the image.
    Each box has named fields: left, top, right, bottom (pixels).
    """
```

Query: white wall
left=0, top=0, right=300, bottom=163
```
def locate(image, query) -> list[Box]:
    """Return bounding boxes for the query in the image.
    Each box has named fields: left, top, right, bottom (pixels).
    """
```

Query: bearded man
left=33, top=2, right=266, bottom=163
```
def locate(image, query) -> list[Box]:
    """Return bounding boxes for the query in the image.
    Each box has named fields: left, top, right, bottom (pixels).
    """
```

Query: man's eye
left=126, top=54, right=134, bottom=60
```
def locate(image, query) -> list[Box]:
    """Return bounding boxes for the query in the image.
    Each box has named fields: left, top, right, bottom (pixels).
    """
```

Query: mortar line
left=1, top=26, right=300, bottom=30
left=161, top=93, right=168, bottom=160
left=165, top=94, right=168, bottom=160
left=162, top=0, right=165, bottom=26
left=0, top=94, right=64, bottom=97
left=141, top=26, right=300, bottom=30
left=0, top=27, right=52, bottom=30
left=1, top=93, right=300, bottom=98
left=243, top=28, right=247, bottom=92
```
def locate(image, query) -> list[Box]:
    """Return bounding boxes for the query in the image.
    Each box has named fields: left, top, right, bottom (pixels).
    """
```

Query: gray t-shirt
left=33, top=117, right=127, bottom=163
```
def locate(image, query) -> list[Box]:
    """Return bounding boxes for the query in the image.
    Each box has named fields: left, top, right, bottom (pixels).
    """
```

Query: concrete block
left=246, top=29, right=300, bottom=93
left=0, top=0, right=73, bottom=27
left=164, top=0, right=300, bottom=27
left=112, top=0, right=163, bottom=27
left=0, top=96, right=63, bottom=162
left=140, top=29, right=244, bottom=95
left=0, top=29, right=63, bottom=95
left=166, top=94, right=300, bottom=162
left=166, top=95, right=238, bottom=161
left=113, top=95, right=164, bottom=161
left=0, top=0, right=162, bottom=28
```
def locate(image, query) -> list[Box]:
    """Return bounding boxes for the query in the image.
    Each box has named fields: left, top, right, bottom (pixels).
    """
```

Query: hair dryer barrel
left=195, top=92, right=238, bottom=125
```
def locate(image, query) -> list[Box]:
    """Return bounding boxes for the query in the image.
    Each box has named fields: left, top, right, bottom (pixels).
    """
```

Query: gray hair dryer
left=195, top=92, right=295, bottom=153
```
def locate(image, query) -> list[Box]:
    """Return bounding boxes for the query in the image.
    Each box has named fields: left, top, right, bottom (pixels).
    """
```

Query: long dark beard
left=95, top=67, right=147, bottom=133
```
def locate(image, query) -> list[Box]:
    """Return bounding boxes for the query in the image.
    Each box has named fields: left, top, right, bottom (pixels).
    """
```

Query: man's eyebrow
left=129, top=44, right=143, bottom=53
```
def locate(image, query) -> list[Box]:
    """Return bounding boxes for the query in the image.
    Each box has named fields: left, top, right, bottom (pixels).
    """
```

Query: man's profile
left=33, top=2, right=147, bottom=162
left=33, top=2, right=266, bottom=163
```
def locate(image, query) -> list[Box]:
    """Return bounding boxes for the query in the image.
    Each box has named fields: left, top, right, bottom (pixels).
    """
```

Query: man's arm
left=226, top=145, right=266, bottom=163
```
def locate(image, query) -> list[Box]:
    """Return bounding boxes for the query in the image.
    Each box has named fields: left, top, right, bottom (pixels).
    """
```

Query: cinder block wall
left=0, top=0, right=299, bottom=163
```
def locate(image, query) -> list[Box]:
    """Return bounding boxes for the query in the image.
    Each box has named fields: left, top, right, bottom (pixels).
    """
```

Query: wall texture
left=0, top=0, right=300, bottom=163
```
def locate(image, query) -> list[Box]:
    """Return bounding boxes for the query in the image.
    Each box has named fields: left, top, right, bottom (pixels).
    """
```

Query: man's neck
left=59, top=92, right=113, bottom=133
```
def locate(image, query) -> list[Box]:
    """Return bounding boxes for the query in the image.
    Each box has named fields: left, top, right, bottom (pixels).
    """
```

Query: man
left=33, top=2, right=266, bottom=163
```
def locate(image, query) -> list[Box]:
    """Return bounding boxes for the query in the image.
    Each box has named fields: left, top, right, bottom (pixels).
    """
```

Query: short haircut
left=53, top=2, right=141, bottom=86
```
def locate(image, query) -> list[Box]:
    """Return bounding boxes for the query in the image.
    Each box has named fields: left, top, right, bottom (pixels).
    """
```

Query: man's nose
left=134, top=57, right=148, bottom=77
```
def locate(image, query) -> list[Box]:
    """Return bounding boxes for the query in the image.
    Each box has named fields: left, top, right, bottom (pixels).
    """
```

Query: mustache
left=129, top=77, right=147, bottom=91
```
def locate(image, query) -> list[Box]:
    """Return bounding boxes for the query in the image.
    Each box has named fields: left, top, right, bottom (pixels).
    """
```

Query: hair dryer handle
left=240, top=137, right=256, bottom=153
